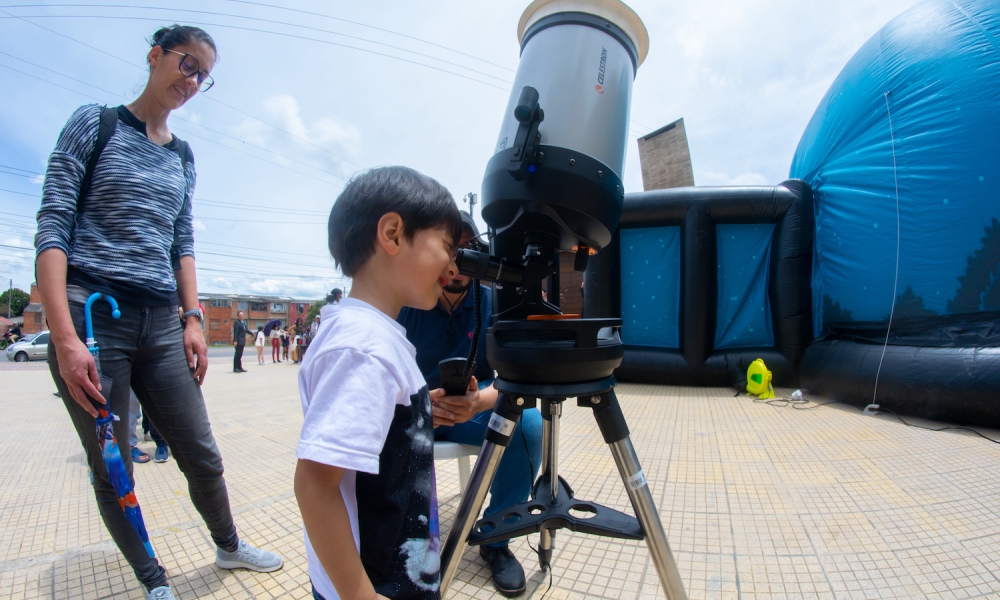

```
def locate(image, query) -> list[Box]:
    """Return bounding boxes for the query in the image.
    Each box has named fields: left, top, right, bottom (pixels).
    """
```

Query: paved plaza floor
left=2, top=355, right=999, bottom=599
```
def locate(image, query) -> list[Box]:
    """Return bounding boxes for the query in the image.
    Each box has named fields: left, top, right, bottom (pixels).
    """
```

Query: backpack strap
left=78, top=105, right=119, bottom=205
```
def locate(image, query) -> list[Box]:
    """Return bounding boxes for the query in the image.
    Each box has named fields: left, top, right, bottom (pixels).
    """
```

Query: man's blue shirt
left=397, top=285, right=494, bottom=390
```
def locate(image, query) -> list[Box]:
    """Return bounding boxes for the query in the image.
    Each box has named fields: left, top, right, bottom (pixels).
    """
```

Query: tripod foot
left=537, top=546, right=552, bottom=571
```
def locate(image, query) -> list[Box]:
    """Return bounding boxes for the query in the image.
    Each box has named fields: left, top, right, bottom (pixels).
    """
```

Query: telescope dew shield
left=482, top=0, right=648, bottom=252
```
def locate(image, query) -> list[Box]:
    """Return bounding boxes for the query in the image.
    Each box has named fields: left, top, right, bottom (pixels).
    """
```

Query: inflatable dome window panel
left=620, top=226, right=681, bottom=348
left=586, top=181, right=813, bottom=387
left=715, top=224, right=776, bottom=350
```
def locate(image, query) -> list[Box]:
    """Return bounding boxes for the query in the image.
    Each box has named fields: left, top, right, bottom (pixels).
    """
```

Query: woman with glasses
left=35, top=25, right=282, bottom=600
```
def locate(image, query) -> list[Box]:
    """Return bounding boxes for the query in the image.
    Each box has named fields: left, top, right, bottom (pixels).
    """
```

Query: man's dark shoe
left=479, top=545, right=525, bottom=597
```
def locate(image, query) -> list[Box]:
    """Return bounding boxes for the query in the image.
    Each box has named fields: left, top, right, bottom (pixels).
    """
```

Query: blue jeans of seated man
left=128, top=389, right=164, bottom=449
left=435, top=407, right=543, bottom=548
left=50, top=285, right=240, bottom=592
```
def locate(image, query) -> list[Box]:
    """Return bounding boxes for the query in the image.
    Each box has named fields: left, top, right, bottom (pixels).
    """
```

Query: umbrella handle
left=84, top=293, right=122, bottom=343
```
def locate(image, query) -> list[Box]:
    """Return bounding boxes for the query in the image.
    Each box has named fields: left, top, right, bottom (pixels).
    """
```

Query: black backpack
left=79, top=105, right=191, bottom=202
left=80, top=106, right=192, bottom=271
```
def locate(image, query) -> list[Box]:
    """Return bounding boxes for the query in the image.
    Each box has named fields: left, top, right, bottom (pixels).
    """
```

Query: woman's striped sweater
left=35, top=104, right=196, bottom=293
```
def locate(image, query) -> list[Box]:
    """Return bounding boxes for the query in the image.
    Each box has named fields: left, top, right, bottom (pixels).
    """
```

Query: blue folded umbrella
left=85, top=293, right=155, bottom=558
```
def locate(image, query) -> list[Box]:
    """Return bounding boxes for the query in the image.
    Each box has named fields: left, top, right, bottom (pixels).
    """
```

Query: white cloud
left=193, top=219, right=207, bottom=232
left=3, top=237, right=32, bottom=248
left=232, top=94, right=361, bottom=175
left=173, top=107, right=202, bottom=125
left=29, top=174, right=43, bottom=185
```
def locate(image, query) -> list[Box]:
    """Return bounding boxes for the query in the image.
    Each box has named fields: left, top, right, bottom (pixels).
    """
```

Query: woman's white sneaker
left=216, top=539, right=283, bottom=572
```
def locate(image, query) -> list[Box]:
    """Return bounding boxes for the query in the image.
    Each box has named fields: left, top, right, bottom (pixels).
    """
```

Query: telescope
left=440, top=1, right=688, bottom=598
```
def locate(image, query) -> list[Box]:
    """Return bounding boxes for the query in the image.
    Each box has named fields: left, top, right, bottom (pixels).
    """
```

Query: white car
left=5, top=331, right=50, bottom=362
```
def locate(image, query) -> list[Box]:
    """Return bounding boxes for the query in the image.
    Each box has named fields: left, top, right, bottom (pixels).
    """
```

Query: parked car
left=5, top=330, right=50, bottom=362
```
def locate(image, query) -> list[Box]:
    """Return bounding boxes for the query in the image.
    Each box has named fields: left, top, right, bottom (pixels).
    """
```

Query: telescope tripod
left=439, top=376, right=687, bottom=599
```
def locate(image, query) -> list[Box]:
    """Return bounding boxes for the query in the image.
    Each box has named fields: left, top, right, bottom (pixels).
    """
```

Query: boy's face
left=399, top=225, right=459, bottom=311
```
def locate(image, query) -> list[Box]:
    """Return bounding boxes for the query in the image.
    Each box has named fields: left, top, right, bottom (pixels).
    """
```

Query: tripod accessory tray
left=467, top=473, right=643, bottom=546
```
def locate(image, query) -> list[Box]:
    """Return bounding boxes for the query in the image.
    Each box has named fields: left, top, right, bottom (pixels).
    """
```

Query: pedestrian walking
left=34, top=24, right=282, bottom=600
left=255, top=326, right=266, bottom=365
left=281, top=328, right=290, bottom=362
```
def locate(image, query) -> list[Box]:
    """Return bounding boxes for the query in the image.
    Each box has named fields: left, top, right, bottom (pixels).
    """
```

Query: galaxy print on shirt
left=356, top=385, right=440, bottom=598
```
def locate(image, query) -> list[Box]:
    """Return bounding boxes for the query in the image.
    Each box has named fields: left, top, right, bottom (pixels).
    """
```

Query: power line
left=3, top=4, right=514, bottom=84
left=1, top=186, right=326, bottom=225
left=195, top=198, right=328, bottom=216
left=220, top=0, right=515, bottom=73
left=0, top=164, right=42, bottom=175
left=0, top=8, right=365, bottom=170
left=0, top=187, right=38, bottom=198
left=193, top=213, right=323, bottom=225
left=0, top=13, right=511, bottom=91
left=0, top=169, right=39, bottom=179
left=197, top=240, right=328, bottom=259
left=0, top=60, right=346, bottom=186
left=0, top=50, right=350, bottom=184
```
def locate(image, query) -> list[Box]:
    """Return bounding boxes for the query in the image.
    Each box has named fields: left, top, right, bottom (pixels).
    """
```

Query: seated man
left=398, top=212, right=542, bottom=597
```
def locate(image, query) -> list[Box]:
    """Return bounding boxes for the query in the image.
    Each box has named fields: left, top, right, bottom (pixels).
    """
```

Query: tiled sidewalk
left=2, top=360, right=999, bottom=599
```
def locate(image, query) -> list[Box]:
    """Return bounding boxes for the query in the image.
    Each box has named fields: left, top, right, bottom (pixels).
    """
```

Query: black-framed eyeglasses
left=164, top=48, right=214, bottom=92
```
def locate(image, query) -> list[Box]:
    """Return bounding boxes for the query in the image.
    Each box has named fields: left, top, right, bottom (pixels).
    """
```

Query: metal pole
left=439, top=441, right=508, bottom=594
left=536, top=400, right=560, bottom=569
left=608, top=437, right=687, bottom=600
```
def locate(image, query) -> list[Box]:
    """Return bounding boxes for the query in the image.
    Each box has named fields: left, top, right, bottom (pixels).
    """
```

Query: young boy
left=295, top=166, right=462, bottom=600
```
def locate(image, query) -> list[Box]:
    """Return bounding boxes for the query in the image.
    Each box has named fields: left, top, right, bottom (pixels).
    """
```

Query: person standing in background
left=255, top=326, right=266, bottom=365
left=232, top=311, right=251, bottom=373
left=269, top=324, right=281, bottom=363
left=281, top=327, right=290, bottom=362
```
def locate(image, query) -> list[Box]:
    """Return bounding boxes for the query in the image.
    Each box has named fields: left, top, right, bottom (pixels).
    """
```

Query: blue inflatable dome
left=791, top=0, right=1000, bottom=335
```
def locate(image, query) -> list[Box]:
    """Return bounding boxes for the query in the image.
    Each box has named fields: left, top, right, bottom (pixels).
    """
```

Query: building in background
left=12, top=284, right=317, bottom=345
left=636, top=118, right=695, bottom=191
left=21, top=284, right=45, bottom=336
left=200, top=293, right=315, bottom=345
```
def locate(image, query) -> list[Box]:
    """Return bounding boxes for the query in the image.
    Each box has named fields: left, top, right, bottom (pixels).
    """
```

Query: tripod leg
left=536, top=399, right=561, bottom=570
left=439, top=393, right=525, bottom=595
left=589, top=391, right=688, bottom=600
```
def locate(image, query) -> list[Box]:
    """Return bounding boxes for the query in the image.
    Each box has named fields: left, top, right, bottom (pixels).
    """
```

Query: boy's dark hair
left=328, top=166, right=462, bottom=277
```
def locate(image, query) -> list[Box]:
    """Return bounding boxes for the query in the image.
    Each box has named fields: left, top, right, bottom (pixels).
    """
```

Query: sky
left=0, top=0, right=919, bottom=300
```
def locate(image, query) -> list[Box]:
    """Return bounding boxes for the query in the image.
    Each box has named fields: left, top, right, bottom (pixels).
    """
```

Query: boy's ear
left=376, top=212, right=405, bottom=256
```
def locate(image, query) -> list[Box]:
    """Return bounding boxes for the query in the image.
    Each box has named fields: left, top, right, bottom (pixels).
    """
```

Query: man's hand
left=430, top=376, right=489, bottom=427
left=184, top=320, right=208, bottom=384
left=233, top=340, right=237, bottom=346
left=54, top=336, right=104, bottom=417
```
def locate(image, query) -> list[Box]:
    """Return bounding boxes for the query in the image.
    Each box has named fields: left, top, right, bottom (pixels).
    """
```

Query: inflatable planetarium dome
left=790, top=0, right=1000, bottom=423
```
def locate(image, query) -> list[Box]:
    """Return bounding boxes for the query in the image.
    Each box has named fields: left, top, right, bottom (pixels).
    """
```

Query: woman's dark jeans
left=50, top=285, right=239, bottom=591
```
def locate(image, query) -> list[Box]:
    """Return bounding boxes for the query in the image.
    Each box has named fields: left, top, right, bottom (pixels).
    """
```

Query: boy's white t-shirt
left=297, top=298, right=440, bottom=599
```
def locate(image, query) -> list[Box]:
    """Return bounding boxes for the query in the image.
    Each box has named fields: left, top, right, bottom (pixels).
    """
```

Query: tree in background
left=304, top=300, right=324, bottom=325
left=0, top=288, right=30, bottom=317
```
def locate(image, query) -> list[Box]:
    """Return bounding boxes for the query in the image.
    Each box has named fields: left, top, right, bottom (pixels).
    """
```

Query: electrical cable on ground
left=745, top=391, right=1000, bottom=444
left=866, top=90, right=903, bottom=417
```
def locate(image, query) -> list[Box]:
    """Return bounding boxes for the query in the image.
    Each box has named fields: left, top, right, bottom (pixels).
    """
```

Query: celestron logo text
left=595, top=47, right=608, bottom=93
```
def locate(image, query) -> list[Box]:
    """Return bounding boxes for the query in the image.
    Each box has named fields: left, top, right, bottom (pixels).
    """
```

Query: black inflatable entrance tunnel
left=585, top=180, right=813, bottom=387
